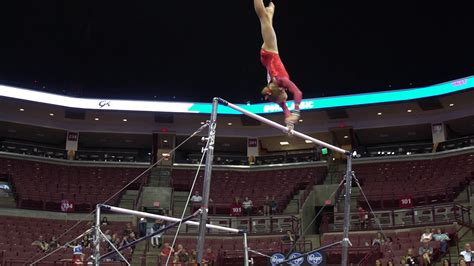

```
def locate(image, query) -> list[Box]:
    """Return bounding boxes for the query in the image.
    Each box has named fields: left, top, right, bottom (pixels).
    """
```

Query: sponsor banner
left=269, top=251, right=326, bottom=266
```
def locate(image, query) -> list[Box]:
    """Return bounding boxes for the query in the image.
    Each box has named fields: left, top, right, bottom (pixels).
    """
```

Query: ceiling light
left=147, top=152, right=151, bottom=155
left=407, top=109, right=412, bottom=113
left=299, top=119, right=303, bottom=122
left=19, top=108, right=25, bottom=112
left=94, top=117, right=99, bottom=121
left=279, top=141, right=289, bottom=146
left=377, top=112, right=382, bottom=116
left=49, top=113, right=54, bottom=116
left=305, top=140, right=313, bottom=144
left=343, top=135, right=349, bottom=139
left=449, top=103, right=454, bottom=107
left=227, top=122, right=232, bottom=126
left=122, top=118, right=127, bottom=122
left=163, top=140, right=168, bottom=143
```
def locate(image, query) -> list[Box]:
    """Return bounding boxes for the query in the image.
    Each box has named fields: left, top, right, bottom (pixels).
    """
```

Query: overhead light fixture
left=227, top=122, right=233, bottom=126
left=147, top=152, right=151, bottom=155
left=279, top=141, right=289, bottom=145
left=94, top=117, right=99, bottom=121
left=449, top=103, right=454, bottom=107
left=122, top=118, right=128, bottom=122
left=49, top=113, right=54, bottom=116
left=305, top=140, right=313, bottom=144
left=377, top=112, right=382, bottom=116
left=407, top=109, right=412, bottom=113
left=163, top=140, right=168, bottom=143
left=299, top=119, right=303, bottom=122
left=19, top=108, right=25, bottom=112
left=343, top=135, right=349, bottom=139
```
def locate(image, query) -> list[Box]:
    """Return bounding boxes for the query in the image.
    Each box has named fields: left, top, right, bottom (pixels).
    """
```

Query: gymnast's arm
left=254, top=0, right=268, bottom=20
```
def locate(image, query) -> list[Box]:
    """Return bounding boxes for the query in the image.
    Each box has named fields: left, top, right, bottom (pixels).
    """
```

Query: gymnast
left=254, top=0, right=303, bottom=128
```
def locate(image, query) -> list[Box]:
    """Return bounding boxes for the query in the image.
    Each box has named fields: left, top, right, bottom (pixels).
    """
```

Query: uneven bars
left=216, top=98, right=350, bottom=155
left=101, top=205, right=240, bottom=233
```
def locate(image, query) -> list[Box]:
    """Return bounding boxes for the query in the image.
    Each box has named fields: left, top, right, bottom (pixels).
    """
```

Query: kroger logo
left=307, top=252, right=323, bottom=265
left=270, top=253, right=285, bottom=265
left=288, top=252, right=304, bottom=265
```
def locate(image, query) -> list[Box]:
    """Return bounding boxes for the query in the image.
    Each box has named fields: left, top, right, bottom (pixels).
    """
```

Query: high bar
left=102, top=205, right=240, bottom=233
left=216, top=98, right=350, bottom=155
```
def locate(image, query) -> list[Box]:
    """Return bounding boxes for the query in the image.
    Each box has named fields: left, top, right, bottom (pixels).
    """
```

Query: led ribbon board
left=0, top=77, right=472, bottom=114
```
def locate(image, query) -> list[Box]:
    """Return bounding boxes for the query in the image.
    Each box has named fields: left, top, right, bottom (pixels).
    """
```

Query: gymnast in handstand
left=254, top=0, right=303, bottom=128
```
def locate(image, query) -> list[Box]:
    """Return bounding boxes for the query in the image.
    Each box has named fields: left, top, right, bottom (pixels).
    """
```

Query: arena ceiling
left=0, top=1, right=473, bottom=103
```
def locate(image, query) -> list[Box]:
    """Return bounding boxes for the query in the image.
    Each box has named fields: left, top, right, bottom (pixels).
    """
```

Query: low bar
left=103, top=205, right=240, bottom=233
left=217, top=98, right=349, bottom=155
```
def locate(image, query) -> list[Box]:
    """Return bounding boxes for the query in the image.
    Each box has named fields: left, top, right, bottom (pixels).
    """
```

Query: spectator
left=383, top=237, right=394, bottom=260
left=32, top=235, right=49, bottom=252
left=202, top=247, right=216, bottom=266
left=189, top=249, right=197, bottom=264
left=161, top=242, right=174, bottom=258
left=191, top=191, right=203, bottom=203
left=418, top=241, right=433, bottom=265
left=432, top=228, right=450, bottom=255
left=460, top=243, right=472, bottom=263
left=101, top=217, right=109, bottom=226
left=174, top=244, right=189, bottom=265
left=138, top=217, right=147, bottom=237
left=151, top=219, right=165, bottom=248
left=442, top=259, right=450, bottom=266
left=386, top=258, right=394, bottom=266
left=358, top=206, right=368, bottom=229
left=371, top=232, right=385, bottom=247
left=281, top=230, right=296, bottom=245
left=49, top=236, right=60, bottom=250
left=230, top=197, right=242, bottom=217
left=242, top=196, right=253, bottom=216
left=103, top=230, right=112, bottom=242
left=375, top=259, right=382, bottom=266
left=459, top=256, right=467, bottom=266
left=263, top=195, right=270, bottom=216
left=420, top=228, right=433, bottom=243
left=400, top=248, right=419, bottom=265
left=80, top=233, right=91, bottom=248
left=270, top=196, right=278, bottom=215
left=124, top=223, right=134, bottom=237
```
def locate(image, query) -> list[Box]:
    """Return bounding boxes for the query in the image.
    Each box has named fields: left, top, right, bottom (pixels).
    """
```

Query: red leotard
left=260, top=49, right=289, bottom=82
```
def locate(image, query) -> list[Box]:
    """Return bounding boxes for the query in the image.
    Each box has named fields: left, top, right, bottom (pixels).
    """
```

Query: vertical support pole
left=243, top=232, right=249, bottom=266
left=341, top=155, right=353, bottom=266
left=94, top=204, right=101, bottom=266
left=197, top=98, right=219, bottom=264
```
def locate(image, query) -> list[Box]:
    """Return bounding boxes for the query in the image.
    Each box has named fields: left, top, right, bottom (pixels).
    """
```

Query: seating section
left=0, top=215, right=129, bottom=264
left=321, top=226, right=456, bottom=264
left=354, top=153, right=474, bottom=209
left=0, top=157, right=146, bottom=211
left=171, top=166, right=327, bottom=214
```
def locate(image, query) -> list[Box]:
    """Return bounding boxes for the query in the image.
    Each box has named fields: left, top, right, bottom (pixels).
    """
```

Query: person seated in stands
left=442, top=259, right=450, bottom=266
left=242, top=196, right=254, bottom=216
left=270, top=196, right=278, bottom=215
left=371, top=232, right=385, bottom=248
left=420, top=228, right=433, bottom=243
left=103, top=230, right=112, bottom=242
left=32, top=235, right=49, bottom=252
left=173, top=244, right=189, bottom=265
left=418, top=241, right=433, bottom=265
left=386, top=258, right=394, bottom=266
left=123, top=223, right=134, bottom=237
left=432, top=228, right=450, bottom=255
left=460, top=243, right=472, bottom=263
left=263, top=195, right=271, bottom=216
left=80, top=233, right=92, bottom=248
left=202, top=247, right=216, bottom=266
left=383, top=236, right=394, bottom=260
left=400, top=248, right=419, bottom=265
left=151, top=219, right=165, bottom=248
left=281, top=230, right=296, bottom=245
left=101, top=216, right=109, bottom=226
left=48, top=236, right=60, bottom=250
left=188, top=249, right=197, bottom=264
left=358, top=206, right=368, bottom=229
left=230, top=197, right=243, bottom=217
left=459, top=256, right=468, bottom=266
left=160, top=242, right=174, bottom=259
left=375, top=259, right=382, bottom=266
left=190, top=191, right=203, bottom=203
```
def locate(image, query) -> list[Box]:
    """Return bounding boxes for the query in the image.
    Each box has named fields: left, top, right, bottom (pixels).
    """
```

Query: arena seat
left=0, top=157, right=147, bottom=211
left=354, top=153, right=474, bottom=209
